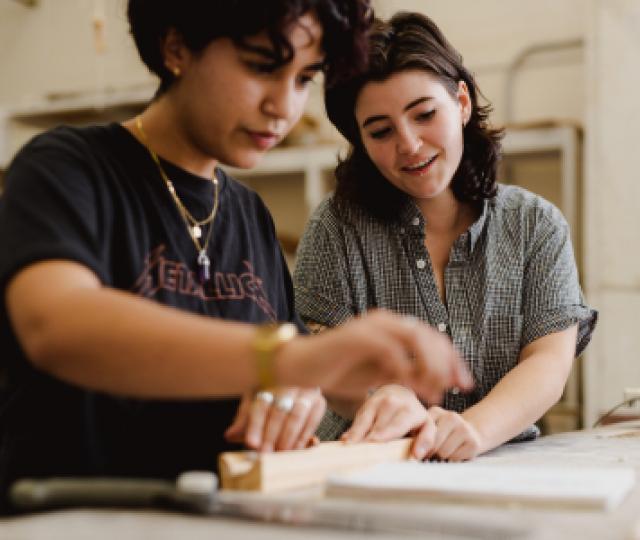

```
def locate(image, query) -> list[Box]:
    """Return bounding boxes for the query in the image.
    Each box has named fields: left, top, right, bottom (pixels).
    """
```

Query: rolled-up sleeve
left=521, top=208, right=597, bottom=356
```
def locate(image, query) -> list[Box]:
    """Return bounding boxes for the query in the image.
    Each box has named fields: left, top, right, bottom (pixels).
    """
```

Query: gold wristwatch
left=253, top=323, right=298, bottom=389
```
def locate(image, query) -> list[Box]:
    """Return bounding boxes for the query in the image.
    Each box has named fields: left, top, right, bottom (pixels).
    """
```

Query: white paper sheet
left=327, top=461, right=636, bottom=511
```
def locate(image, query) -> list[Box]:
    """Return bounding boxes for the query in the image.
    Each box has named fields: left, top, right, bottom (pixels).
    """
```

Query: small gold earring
left=172, top=66, right=181, bottom=77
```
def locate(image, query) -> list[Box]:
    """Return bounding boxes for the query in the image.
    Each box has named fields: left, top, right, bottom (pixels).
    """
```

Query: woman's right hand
left=341, top=384, right=436, bottom=460
left=276, top=309, right=473, bottom=405
left=224, top=386, right=325, bottom=452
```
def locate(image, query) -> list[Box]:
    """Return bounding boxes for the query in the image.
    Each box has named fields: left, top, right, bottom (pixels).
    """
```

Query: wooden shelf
left=8, top=86, right=154, bottom=122
left=0, top=85, right=155, bottom=168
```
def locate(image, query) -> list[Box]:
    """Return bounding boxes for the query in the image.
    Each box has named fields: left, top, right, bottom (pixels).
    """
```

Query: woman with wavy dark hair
left=295, top=12, right=596, bottom=461
left=0, top=2, right=472, bottom=512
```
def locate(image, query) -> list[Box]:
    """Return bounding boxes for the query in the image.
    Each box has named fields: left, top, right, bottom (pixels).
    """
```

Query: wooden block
left=219, top=438, right=413, bottom=493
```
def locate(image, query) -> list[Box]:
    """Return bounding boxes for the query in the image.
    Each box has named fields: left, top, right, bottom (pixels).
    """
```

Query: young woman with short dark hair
left=0, top=2, right=471, bottom=512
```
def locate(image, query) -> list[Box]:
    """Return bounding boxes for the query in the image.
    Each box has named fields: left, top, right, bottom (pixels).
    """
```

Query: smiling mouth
left=401, top=155, right=438, bottom=173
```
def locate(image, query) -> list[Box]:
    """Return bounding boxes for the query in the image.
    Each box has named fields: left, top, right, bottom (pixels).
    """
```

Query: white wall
left=583, top=0, right=640, bottom=424
left=0, top=0, right=150, bottom=105
left=0, top=0, right=155, bottom=163
left=0, top=0, right=588, bottom=156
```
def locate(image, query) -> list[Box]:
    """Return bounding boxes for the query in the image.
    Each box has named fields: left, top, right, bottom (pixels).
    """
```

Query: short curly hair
left=128, top=0, right=373, bottom=95
left=325, top=11, right=503, bottom=221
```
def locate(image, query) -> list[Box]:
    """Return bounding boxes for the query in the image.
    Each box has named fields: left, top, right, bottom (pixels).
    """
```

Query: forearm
left=462, top=358, right=563, bottom=452
left=19, top=285, right=262, bottom=398
left=462, top=326, right=577, bottom=453
left=9, top=262, right=472, bottom=405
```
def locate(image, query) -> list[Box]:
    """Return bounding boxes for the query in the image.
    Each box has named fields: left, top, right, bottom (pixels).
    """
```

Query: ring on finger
left=275, top=395, right=295, bottom=413
left=255, top=390, right=274, bottom=405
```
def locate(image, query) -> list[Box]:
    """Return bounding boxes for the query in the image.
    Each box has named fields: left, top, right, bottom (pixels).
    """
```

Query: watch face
left=256, top=323, right=298, bottom=350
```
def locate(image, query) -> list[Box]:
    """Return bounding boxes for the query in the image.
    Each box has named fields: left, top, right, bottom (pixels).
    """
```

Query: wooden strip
left=219, top=438, right=413, bottom=492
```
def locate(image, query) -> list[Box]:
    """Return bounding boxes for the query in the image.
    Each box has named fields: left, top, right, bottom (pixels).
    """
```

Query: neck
left=123, top=96, right=218, bottom=179
left=415, top=190, right=472, bottom=235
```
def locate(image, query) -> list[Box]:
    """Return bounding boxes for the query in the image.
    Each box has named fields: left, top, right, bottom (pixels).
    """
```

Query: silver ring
left=275, top=395, right=295, bottom=413
left=255, top=390, right=274, bottom=405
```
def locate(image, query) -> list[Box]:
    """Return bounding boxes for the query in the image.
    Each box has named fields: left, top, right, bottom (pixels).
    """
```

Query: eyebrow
left=362, top=97, right=433, bottom=128
left=238, top=43, right=325, bottom=72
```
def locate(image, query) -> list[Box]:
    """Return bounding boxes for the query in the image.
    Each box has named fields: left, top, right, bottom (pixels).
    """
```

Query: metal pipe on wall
left=504, top=39, right=584, bottom=125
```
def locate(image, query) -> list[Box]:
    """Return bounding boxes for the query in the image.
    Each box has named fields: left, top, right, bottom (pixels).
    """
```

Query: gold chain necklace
left=135, top=116, right=219, bottom=283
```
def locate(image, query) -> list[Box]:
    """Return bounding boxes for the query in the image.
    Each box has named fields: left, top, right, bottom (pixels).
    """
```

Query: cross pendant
left=197, top=250, right=211, bottom=283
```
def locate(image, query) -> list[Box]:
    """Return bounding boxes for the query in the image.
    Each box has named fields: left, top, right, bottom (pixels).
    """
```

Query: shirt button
left=437, top=322, right=447, bottom=332
left=416, top=259, right=426, bottom=269
left=451, top=386, right=460, bottom=395
left=412, top=217, right=420, bottom=226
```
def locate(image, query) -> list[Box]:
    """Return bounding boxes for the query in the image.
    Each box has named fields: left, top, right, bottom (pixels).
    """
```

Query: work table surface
left=2, top=421, right=639, bottom=540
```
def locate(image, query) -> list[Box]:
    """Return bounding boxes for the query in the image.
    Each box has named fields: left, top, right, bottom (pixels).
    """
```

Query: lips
left=401, top=154, right=438, bottom=173
left=245, top=129, right=281, bottom=150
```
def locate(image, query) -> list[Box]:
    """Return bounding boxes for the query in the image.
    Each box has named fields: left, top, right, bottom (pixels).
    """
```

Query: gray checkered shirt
left=294, top=184, right=597, bottom=441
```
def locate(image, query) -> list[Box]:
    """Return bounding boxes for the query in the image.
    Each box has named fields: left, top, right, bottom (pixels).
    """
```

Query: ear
left=161, top=27, right=190, bottom=76
left=457, top=80, right=472, bottom=126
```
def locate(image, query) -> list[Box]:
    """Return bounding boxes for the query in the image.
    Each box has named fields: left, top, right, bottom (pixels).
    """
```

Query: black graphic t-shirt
left=0, top=123, right=305, bottom=507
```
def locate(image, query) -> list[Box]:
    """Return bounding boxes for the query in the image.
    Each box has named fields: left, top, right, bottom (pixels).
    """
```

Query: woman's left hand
left=425, top=406, right=484, bottom=461
left=224, top=387, right=326, bottom=452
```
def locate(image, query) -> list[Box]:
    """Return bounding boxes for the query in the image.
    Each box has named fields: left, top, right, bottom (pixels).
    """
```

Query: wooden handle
left=219, top=438, right=413, bottom=492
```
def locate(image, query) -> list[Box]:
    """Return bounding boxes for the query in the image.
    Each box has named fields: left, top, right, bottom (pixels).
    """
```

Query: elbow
left=550, top=384, right=566, bottom=407
left=549, top=363, right=573, bottom=406
left=6, top=261, right=102, bottom=375
left=16, top=315, right=70, bottom=374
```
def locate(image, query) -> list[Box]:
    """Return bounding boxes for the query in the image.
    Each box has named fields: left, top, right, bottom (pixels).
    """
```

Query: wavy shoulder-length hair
left=325, top=11, right=503, bottom=221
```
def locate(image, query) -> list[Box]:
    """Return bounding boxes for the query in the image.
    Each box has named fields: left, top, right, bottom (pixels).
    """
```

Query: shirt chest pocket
left=477, top=314, right=523, bottom=394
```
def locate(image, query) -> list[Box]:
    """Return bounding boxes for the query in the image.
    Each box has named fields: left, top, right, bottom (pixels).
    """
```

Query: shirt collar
left=398, top=197, right=490, bottom=254
left=398, top=200, right=424, bottom=230
left=468, top=198, right=490, bottom=253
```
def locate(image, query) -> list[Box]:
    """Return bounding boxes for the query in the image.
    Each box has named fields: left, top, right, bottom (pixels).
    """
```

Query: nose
left=262, top=78, right=302, bottom=124
left=396, top=125, right=422, bottom=155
